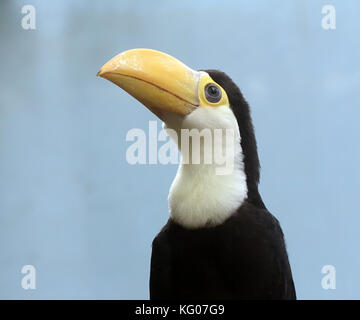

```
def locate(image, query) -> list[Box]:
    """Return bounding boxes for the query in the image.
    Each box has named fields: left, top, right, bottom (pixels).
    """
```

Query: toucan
left=97, top=49, right=296, bottom=299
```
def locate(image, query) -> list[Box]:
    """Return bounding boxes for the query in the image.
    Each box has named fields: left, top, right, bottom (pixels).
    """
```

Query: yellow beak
left=97, top=49, right=200, bottom=119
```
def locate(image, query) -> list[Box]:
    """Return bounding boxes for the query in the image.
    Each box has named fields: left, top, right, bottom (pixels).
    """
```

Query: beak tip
left=96, top=70, right=102, bottom=77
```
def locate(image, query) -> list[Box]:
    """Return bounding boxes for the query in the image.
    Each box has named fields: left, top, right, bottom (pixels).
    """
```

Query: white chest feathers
left=166, top=106, right=248, bottom=229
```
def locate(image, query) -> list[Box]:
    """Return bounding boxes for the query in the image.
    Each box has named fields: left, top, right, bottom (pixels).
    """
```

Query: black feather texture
left=150, top=202, right=296, bottom=299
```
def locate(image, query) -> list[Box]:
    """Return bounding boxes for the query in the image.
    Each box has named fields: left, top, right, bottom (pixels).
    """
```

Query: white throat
left=164, top=106, right=248, bottom=229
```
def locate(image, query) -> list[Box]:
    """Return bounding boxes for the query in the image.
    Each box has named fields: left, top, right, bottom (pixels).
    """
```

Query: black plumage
left=150, top=70, right=296, bottom=300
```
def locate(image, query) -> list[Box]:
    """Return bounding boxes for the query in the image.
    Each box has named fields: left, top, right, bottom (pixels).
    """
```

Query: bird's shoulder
left=226, top=201, right=285, bottom=241
left=152, top=202, right=285, bottom=248
left=151, top=219, right=174, bottom=252
left=151, top=203, right=295, bottom=299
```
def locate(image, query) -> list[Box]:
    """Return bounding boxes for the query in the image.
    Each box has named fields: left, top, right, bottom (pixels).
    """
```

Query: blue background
left=0, top=0, right=359, bottom=299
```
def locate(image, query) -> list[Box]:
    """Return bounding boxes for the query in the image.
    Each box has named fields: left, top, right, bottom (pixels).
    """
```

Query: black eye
left=204, top=84, right=222, bottom=103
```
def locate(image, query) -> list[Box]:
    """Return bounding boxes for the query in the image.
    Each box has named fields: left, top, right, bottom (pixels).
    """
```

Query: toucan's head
left=98, top=49, right=264, bottom=227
